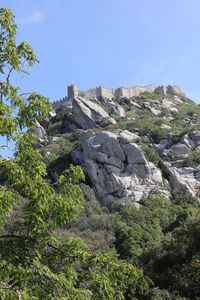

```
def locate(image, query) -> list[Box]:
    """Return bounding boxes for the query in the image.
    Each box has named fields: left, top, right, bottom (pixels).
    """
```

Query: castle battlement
left=82, top=84, right=155, bottom=99
left=52, top=97, right=69, bottom=109
left=52, top=84, right=183, bottom=110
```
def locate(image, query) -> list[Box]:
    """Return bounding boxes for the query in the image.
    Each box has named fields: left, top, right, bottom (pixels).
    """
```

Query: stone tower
left=68, top=84, right=80, bottom=100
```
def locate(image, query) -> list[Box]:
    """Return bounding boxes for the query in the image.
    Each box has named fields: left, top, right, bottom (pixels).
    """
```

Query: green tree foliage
left=113, top=192, right=200, bottom=265
left=0, top=7, right=150, bottom=299
left=0, top=8, right=50, bottom=139
left=143, top=218, right=200, bottom=299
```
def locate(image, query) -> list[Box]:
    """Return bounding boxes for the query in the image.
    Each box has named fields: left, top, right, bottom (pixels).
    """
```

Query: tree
left=0, top=8, right=150, bottom=299
left=0, top=8, right=50, bottom=141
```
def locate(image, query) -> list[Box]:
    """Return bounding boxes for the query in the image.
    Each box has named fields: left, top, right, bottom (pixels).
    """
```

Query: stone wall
left=53, top=97, right=71, bottom=110
left=84, top=85, right=155, bottom=99
left=115, top=85, right=155, bottom=98
left=52, top=84, right=184, bottom=109
left=84, top=86, right=115, bottom=99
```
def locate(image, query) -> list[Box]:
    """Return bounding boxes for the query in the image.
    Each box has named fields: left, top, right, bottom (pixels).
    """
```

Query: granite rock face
left=72, top=96, right=116, bottom=129
left=154, top=131, right=200, bottom=198
left=72, top=130, right=164, bottom=205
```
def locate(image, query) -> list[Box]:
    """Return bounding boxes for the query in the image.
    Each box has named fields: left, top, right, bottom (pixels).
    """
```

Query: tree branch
left=0, top=82, right=3, bottom=104
left=6, top=66, right=14, bottom=83
left=19, top=92, right=31, bottom=97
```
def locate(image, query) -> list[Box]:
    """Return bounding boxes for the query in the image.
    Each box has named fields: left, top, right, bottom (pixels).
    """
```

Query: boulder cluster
left=155, top=131, right=200, bottom=197
left=73, top=130, right=164, bottom=205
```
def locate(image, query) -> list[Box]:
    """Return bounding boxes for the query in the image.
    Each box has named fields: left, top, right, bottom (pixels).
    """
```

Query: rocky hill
left=29, top=84, right=200, bottom=299
left=35, top=85, right=200, bottom=207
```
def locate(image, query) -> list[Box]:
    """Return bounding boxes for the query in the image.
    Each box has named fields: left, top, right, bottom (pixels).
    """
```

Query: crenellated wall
left=52, top=84, right=184, bottom=109
left=53, top=97, right=71, bottom=110
left=84, top=85, right=155, bottom=99
left=115, top=85, right=155, bottom=98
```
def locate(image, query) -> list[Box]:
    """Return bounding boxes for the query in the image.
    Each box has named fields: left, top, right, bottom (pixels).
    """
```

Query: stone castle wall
left=84, top=85, right=155, bottom=99
left=53, top=97, right=71, bottom=110
left=115, top=85, right=155, bottom=98
left=53, top=84, right=183, bottom=109
left=85, top=86, right=115, bottom=99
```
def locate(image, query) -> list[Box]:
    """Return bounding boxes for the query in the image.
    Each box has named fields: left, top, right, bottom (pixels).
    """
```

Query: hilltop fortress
left=53, top=84, right=183, bottom=110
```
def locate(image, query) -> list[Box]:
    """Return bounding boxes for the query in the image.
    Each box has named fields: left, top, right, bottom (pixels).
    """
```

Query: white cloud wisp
left=17, top=11, right=45, bottom=25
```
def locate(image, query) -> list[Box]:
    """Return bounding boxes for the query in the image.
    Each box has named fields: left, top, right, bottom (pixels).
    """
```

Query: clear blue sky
left=1, top=0, right=200, bottom=102
left=1, top=0, right=200, bottom=156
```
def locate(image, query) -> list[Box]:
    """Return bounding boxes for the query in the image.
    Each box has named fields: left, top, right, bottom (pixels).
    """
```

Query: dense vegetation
left=0, top=7, right=149, bottom=299
left=1, top=7, right=200, bottom=300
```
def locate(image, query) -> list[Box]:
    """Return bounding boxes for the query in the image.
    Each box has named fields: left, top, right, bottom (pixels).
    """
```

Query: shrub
left=140, top=140, right=160, bottom=166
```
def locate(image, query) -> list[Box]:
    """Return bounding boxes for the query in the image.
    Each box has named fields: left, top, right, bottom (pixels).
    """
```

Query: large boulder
left=73, top=130, right=164, bottom=205
left=122, top=143, right=146, bottom=164
left=83, top=131, right=126, bottom=162
left=118, top=130, right=140, bottom=144
left=72, top=96, right=116, bottom=129
left=163, top=163, right=199, bottom=197
left=169, top=143, right=190, bottom=159
left=105, top=100, right=125, bottom=117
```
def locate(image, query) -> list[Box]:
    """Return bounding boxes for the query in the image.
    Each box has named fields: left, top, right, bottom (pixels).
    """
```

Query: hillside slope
left=38, top=85, right=200, bottom=206
left=30, top=84, right=200, bottom=299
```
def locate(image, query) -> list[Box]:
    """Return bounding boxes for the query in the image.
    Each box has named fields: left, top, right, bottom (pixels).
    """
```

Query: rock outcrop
left=72, top=130, right=164, bottom=205
left=46, top=83, right=200, bottom=205
left=72, top=96, right=116, bottom=129
left=154, top=131, right=200, bottom=197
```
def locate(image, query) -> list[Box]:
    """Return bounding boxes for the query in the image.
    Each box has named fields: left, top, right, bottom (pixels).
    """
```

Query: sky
left=1, top=0, right=200, bottom=101
left=1, top=0, right=200, bottom=155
